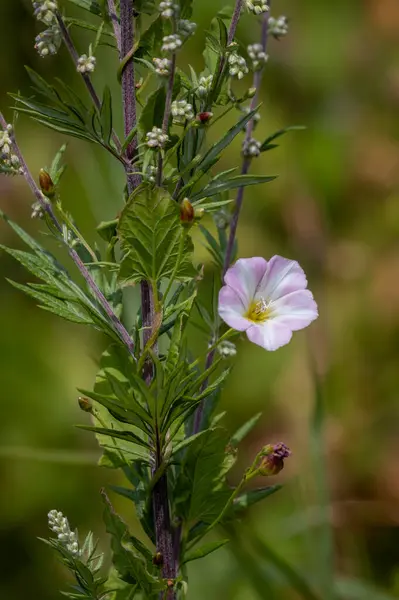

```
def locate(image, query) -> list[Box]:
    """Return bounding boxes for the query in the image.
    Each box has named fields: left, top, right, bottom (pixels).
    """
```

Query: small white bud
left=245, top=0, right=269, bottom=15
left=171, top=99, right=194, bottom=124
left=268, top=16, right=289, bottom=39
left=161, top=34, right=183, bottom=53
left=77, top=54, right=96, bottom=74
left=178, top=19, right=197, bottom=39
left=153, top=57, right=172, bottom=76
left=32, top=1, right=58, bottom=25
left=159, top=1, right=179, bottom=18
left=34, top=26, right=61, bottom=58
left=218, top=340, right=237, bottom=358
left=242, top=137, right=261, bottom=158
left=247, top=43, right=268, bottom=70
left=197, top=74, right=213, bottom=98
left=228, top=52, right=248, bottom=80
left=145, top=126, right=169, bottom=149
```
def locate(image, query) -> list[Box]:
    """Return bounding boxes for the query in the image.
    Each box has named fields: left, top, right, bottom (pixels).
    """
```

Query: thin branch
left=106, top=0, right=121, bottom=54
left=157, top=33, right=178, bottom=186
left=193, top=8, right=272, bottom=434
left=55, top=11, right=122, bottom=153
left=0, top=111, right=135, bottom=360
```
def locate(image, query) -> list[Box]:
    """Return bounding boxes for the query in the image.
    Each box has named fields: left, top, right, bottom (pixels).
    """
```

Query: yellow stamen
left=246, top=298, right=272, bottom=323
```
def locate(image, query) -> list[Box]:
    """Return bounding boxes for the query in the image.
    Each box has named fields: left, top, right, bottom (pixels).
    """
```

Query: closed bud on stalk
left=196, top=111, right=213, bottom=124
left=257, top=442, right=291, bottom=476
left=194, top=208, right=204, bottom=221
left=246, top=87, right=257, bottom=99
left=180, top=198, right=195, bottom=225
left=78, top=396, right=93, bottom=413
left=152, top=552, right=163, bottom=566
left=39, top=169, right=55, bottom=198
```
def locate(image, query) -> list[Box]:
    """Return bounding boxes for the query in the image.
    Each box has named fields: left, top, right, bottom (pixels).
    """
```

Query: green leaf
left=335, top=578, right=399, bottom=600
left=100, top=86, right=113, bottom=145
left=101, top=491, right=160, bottom=593
left=231, top=412, right=262, bottom=446
left=138, top=86, right=166, bottom=134
left=232, top=486, right=282, bottom=514
left=197, top=108, right=259, bottom=174
left=182, top=539, right=229, bottom=565
left=260, top=125, right=306, bottom=152
left=67, top=0, right=102, bottom=15
left=118, top=186, right=195, bottom=286
left=136, top=17, right=164, bottom=58
left=191, top=175, right=277, bottom=202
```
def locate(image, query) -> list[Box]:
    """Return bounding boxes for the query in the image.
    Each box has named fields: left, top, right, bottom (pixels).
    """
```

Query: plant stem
left=192, top=8, right=272, bottom=434
left=106, top=0, right=122, bottom=54
left=55, top=12, right=122, bottom=153
left=119, top=4, right=176, bottom=597
left=0, top=111, right=136, bottom=360
left=157, top=49, right=177, bottom=186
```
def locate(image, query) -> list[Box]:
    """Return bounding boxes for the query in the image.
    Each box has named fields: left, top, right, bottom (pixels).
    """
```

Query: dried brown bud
left=39, top=169, right=55, bottom=198
left=78, top=396, right=93, bottom=413
left=180, top=198, right=195, bottom=225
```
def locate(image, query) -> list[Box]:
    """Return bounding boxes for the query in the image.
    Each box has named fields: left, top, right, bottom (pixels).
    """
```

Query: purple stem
left=193, top=8, right=271, bottom=434
left=55, top=12, right=122, bottom=153
left=119, top=3, right=175, bottom=596
left=0, top=111, right=135, bottom=359
left=106, top=0, right=122, bottom=54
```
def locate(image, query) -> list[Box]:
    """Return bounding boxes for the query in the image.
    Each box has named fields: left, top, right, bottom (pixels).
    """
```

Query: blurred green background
left=2, top=0, right=399, bottom=598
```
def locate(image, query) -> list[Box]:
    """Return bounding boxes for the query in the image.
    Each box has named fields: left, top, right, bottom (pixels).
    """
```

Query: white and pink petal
left=246, top=321, right=293, bottom=351
left=224, top=257, right=268, bottom=308
left=271, top=289, right=318, bottom=331
left=218, top=286, right=251, bottom=332
left=256, top=255, right=308, bottom=301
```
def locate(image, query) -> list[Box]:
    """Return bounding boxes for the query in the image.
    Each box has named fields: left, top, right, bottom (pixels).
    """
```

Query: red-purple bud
left=196, top=111, right=213, bottom=124
left=258, top=442, right=291, bottom=476
left=78, top=396, right=93, bottom=413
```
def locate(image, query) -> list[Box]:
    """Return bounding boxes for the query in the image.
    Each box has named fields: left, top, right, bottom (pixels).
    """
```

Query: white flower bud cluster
left=247, top=43, right=268, bottom=70
left=161, top=34, right=182, bottom=53
left=32, top=0, right=58, bottom=25
left=245, top=0, right=269, bottom=15
left=153, top=57, right=172, bottom=76
left=48, top=510, right=79, bottom=556
left=34, top=26, right=61, bottom=57
left=218, top=340, right=237, bottom=358
left=197, top=75, right=213, bottom=97
left=242, top=106, right=261, bottom=130
left=77, top=54, right=96, bottom=74
left=31, top=200, right=45, bottom=219
left=159, top=1, right=179, bottom=18
left=213, top=208, right=231, bottom=230
left=228, top=53, right=248, bottom=80
left=268, top=16, right=289, bottom=39
left=242, top=137, right=261, bottom=158
left=146, top=127, right=169, bottom=149
left=178, top=19, right=197, bottom=39
left=0, top=125, right=22, bottom=175
left=171, top=100, right=194, bottom=124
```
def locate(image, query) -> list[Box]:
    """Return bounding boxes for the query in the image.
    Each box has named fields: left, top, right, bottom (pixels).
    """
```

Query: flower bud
left=39, top=169, right=55, bottom=198
left=180, top=198, right=195, bottom=225
left=257, top=442, right=291, bottom=476
left=196, top=111, right=213, bottom=124
left=78, top=396, right=93, bottom=413
left=152, top=552, right=163, bottom=566
left=246, top=87, right=257, bottom=99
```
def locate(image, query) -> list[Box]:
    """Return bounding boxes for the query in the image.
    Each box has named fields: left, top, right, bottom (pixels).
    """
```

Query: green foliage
left=118, top=186, right=195, bottom=288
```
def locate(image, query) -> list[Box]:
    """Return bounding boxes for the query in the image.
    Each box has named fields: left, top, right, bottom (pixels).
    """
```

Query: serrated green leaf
left=118, top=186, right=195, bottom=286
left=182, top=539, right=229, bottom=565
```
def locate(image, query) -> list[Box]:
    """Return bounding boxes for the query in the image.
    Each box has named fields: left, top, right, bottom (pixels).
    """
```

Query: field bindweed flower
left=218, top=256, right=318, bottom=350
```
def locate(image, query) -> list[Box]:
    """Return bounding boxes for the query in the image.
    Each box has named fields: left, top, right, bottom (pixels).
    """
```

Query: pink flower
left=218, top=256, right=318, bottom=351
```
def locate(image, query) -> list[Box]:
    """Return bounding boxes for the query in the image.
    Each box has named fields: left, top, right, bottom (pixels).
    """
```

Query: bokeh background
left=1, top=0, right=399, bottom=598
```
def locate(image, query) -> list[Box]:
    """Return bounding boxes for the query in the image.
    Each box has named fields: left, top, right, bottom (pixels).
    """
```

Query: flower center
left=246, top=297, right=272, bottom=323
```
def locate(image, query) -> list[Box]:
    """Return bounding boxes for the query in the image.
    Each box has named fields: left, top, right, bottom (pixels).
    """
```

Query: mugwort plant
left=0, top=0, right=316, bottom=598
